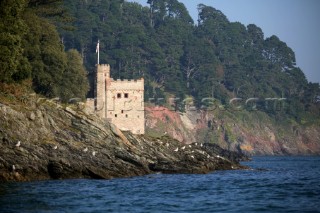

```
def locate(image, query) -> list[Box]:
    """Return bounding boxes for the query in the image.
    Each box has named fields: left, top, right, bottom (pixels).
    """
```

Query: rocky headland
left=0, top=94, right=248, bottom=182
left=146, top=106, right=320, bottom=155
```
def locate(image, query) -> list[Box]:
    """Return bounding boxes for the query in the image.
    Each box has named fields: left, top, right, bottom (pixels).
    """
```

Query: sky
left=127, top=0, right=320, bottom=84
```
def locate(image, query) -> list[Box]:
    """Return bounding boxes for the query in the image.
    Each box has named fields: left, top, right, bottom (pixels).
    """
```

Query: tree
left=263, top=35, right=296, bottom=70
left=247, top=24, right=264, bottom=48
left=59, top=49, right=89, bottom=102
left=22, top=11, right=66, bottom=97
left=56, top=0, right=317, bottom=120
left=0, top=0, right=29, bottom=82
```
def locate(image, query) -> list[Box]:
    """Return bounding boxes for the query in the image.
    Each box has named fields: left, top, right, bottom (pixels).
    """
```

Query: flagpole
left=96, top=40, right=100, bottom=65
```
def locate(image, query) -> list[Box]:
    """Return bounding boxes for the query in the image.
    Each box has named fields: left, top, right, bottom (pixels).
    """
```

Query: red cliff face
left=145, top=106, right=320, bottom=155
left=145, top=106, right=189, bottom=142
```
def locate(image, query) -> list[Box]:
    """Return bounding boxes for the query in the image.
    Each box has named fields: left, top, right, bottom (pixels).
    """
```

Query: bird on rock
left=15, top=141, right=21, bottom=147
left=174, top=147, right=179, bottom=152
left=83, top=147, right=88, bottom=152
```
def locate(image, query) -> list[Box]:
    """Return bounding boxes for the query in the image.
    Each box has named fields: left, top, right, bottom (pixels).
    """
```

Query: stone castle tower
left=86, top=64, right=145, bottom=134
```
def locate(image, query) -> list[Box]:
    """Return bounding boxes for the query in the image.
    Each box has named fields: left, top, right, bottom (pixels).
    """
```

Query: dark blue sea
left=0, top=156, right=319, bottom=213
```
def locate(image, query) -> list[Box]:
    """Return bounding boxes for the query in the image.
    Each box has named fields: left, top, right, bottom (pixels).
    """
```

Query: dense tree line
left=1, top=0, right=319, bottom=121
left=0, top=0, right=88, bottom=101
left=59, top=0, right=318, bottom=121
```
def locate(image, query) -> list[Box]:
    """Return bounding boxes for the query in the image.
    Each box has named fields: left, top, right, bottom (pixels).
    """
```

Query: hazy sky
left=128, top=0, right=320, bottom=83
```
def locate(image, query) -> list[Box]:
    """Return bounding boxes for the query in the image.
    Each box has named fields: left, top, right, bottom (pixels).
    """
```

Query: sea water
left=0, top=156, right=319, bottom=213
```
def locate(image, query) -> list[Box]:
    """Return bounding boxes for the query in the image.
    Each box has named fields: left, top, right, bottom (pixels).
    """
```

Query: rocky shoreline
left=0, top=97, right=248, bottom=182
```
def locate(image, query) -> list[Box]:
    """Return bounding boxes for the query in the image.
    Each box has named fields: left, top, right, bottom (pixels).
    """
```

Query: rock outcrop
left=145, top=106, right=320, bottom=155
left=0, top=96, right=248, bottom=182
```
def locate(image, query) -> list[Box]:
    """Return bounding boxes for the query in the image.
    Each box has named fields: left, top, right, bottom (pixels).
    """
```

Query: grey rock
left=29, top=112, right=36, bottom=121
left=0, top=98, right=248, bottom=182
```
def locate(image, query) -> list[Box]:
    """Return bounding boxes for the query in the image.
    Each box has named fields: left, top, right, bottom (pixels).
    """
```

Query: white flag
left=96, top=41, right=99, bottom=53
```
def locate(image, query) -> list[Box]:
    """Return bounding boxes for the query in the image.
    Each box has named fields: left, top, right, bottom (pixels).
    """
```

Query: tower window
left=124, top=93, right=129, bottom=98
left=115, top=114, right=117, bottom=117
left=117, top=93, right=121, bottom=98
left=121, top=110, right=124, bottom=114
left=125, top=114, right=128, bottom=118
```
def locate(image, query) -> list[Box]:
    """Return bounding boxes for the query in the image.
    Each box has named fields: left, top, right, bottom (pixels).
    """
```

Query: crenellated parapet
left=108, top=78, right=144, bottom=91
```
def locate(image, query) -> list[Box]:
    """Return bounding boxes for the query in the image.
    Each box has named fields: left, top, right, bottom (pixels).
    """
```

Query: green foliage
left=59, top=49, right=89, bottom=102
left=1, top=0, right=318, bottom=121
left=57, top=1, right=318, bottom=121
left=23, top=12, right=66, bottom=97
left=0, top=0, right=29, bottom=83
left=0, top=1, right=89, bottom=103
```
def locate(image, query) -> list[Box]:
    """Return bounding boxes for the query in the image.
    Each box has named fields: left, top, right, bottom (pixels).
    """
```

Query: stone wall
left=108, top=79, right=144, bottom=90
left=106, top=79, right=145, bottom=134
left=85, top=98, right=95, bottom=114
left=95, top=64, right=109, bottom=118
left=86, top=64, right=145, bottom=134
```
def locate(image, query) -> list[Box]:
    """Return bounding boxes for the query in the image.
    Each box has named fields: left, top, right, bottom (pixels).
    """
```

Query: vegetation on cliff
left=0, top=0, right=319, bottom=157
left=0, top=0, right=88, bottom=101
left=57, top=0, right=319, bottom=124
left=1, top=0, right=319, bottom=122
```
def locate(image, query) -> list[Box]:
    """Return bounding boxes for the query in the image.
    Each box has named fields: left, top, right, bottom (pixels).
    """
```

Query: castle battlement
left=111, top=78, right=144, bottom=83
left=109, top=78, right=144, bottom=91
left=86, top=64, right=145, bottom=135
left=97, top=64, right=110, bottom=69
